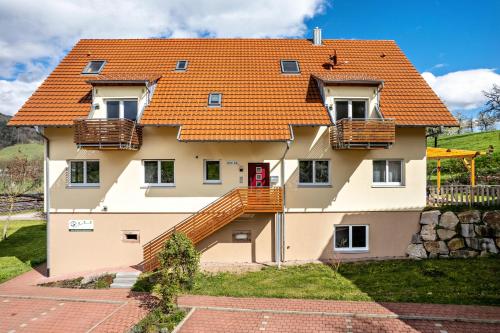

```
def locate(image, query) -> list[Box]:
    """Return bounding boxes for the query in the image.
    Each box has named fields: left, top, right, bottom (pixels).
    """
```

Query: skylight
left=175, top=60, right=188, bottom=71
left=208, top=93, right=222, bottom=107
left=280, top=60, right=300, bottom=74
left=82, top=60, right=106, bottom=74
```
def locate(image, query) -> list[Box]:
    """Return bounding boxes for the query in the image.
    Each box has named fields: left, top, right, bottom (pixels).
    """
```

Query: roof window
left=280, top=60, right=300, bottom=74
left=82, top=60, right=106, bottom=74
left=175, top=60, right=188, bottom=71
left=208, top=93, right=222, bottom=107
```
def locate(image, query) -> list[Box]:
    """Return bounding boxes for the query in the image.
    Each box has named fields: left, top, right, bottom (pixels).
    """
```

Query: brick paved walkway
left=0, top=268, right=151, bottom=333
left=176, top=295, right=500, bottom=333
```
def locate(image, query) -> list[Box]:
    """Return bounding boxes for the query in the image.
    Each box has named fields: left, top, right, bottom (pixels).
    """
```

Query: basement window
left=122, top=231, right=140, bottom=242
left=82, top=60, right=106, bottom=74
left=232, top=231, right=251, bottom=243
left=208, top=93, right=222, bottom=107
left=175, top=60, right=188, bottom=71
left=280, top=60, right=300, bottom=74
left=334, top=225, right=369, bottom=252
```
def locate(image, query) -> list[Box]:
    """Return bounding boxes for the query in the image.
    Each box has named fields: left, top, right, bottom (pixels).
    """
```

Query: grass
left=427, top=130, right=499, bottom=151
left=0, top=220, right=46, bottom=283
left=0, top=143, right=43, bottom=161
left=181, top=259, right=500, bottom=306
left=131, top=308, right=186, bottom=333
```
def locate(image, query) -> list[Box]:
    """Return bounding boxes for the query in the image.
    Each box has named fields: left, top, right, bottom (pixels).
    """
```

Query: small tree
left=154, top=232, right=200, bottom=314
left=0, top=157, right=42, bottom=239
left=483, top=84, right=500, bottom=121
left=477, top=110, right=496, bottom=131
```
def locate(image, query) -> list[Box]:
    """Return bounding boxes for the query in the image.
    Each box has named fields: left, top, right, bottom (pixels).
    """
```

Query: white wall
left=46, top=126, right=426, bottom=213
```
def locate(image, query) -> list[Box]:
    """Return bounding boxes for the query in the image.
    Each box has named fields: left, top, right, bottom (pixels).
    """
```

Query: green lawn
left=0, top=143, right=43, bottom=161
left=0, top=220, right=46, bottom=283
left=188, top=259, right=500, bottom=305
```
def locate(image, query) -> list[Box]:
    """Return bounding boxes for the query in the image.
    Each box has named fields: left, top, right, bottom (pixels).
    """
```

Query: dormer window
left=280, top=60, right=300, bottom=74
left=82, top=60, right=106, bottom=74
left=175, top=60, right=188, bottom=71
left=208, top=93, right=222, bottom=107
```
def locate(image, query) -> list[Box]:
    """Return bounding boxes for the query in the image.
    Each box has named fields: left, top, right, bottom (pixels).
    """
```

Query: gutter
left=34, top=126, right=51, bottom=277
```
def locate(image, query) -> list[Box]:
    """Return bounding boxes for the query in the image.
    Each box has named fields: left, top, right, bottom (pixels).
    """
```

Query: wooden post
left=437, top=159, right=441, bottom=192
left=471, top=158, right=476, bottom=186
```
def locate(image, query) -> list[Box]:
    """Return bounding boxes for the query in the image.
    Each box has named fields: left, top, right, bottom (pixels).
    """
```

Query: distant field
left=0, top=143, right=43, bottom=161
left=427, top=130, right=499, bottom=151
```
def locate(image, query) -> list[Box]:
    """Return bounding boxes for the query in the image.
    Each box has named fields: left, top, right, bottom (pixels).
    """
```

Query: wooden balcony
left=330, top=118, right=395, bottom=149
left=73, top=118, right=143, bottom=150
left=143, top=187, right=283, bottom=271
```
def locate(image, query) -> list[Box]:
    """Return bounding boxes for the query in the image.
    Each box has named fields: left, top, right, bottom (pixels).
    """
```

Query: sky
left=0, top=0, right=499, bottom=119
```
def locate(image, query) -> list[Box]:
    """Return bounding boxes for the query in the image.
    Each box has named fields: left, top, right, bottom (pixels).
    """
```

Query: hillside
left=427, top=130, right=500, bottom=185
left=427, top=130, right=499, bottom=151
left=0, top=143, right=44, bottom=161
left=0, top=112, right=41, bottom=149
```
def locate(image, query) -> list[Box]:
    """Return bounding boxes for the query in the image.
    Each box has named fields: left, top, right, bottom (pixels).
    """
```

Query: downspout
left=279, top=136, right=291, bottom=266
left=34, top=126, right=50, bottom=277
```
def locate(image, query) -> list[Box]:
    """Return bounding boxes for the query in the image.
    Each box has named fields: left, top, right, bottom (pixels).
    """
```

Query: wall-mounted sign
left=227, top=160, right=238, bottom=165
left=68, top=220, right=94, bottom=232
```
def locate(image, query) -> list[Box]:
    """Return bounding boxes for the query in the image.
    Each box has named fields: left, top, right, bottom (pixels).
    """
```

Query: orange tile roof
left=9, top=38, right=457, bottom=141
left=86, top=73, right=162, bottom=84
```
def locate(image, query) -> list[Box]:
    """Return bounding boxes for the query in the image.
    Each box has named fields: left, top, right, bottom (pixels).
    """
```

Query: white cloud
left=422, top=69, right=500, bottom=110
left=0, top=0, right=325, bottom=115
left=0, top=79, right=43, bottom=116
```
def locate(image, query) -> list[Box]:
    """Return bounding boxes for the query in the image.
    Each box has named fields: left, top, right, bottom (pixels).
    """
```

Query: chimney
left=313, top=27, right=322, bottom=45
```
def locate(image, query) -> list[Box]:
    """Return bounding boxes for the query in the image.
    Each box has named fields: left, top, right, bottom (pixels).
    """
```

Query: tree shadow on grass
left=0, top=223, right=46, bottom=266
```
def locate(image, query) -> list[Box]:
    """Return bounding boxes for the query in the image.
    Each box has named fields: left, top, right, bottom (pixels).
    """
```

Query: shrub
left=153, top=232, right=199, bottom=318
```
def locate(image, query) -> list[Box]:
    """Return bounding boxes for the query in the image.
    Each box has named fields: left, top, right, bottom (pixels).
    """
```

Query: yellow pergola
left=427, top=147, right=485, bottom=190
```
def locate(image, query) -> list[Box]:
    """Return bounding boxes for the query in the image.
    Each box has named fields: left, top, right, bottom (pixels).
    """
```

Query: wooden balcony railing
left=330, top=118, right=395, bottom=149
left=73, top=118, right=143, bottom=150
left=143, top=187, right=283, bottom=271
left=428, top=185, right=500, bottom=207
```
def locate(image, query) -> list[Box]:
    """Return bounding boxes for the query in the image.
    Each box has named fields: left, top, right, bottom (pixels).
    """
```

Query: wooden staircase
left=142, top=187, right=283, bottom=271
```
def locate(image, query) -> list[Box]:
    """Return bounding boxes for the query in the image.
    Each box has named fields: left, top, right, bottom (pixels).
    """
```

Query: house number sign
left=68, top=220, right=94, bottom=232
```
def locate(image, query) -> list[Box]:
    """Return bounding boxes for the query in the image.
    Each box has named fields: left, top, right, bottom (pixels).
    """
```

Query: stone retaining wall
left=407, top=210, right=500, bottom=259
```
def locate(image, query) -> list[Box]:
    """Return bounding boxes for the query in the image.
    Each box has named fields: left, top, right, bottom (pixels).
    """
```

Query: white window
left=204, top=160, right=221, bottom=183
left=280, top=60, right=300, bottom=74
left=175, top=60, right=188, bottom=71
left=373, top=160, right=404, bottom=186
left=106, top=99, right=138, bottom=120
left=298, top=160, right=330, bottom=185
left=334, top=225, right=369, bottom=252
left=143, top=160, right=175, bottom=186
left=334, top=99, right=367, bottom=121
left=82, top=60, right=106, bottom=74
left=208, top=93, right=222, bottom=107
left=69, top=160, right=100, bottom=186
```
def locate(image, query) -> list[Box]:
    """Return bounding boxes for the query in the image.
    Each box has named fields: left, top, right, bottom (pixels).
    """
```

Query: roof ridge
left=77, top=37, right=396, bottom=42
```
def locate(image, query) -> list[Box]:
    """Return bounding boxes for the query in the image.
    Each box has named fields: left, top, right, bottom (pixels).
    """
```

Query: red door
left=248, top=163, right=270, bottom=187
